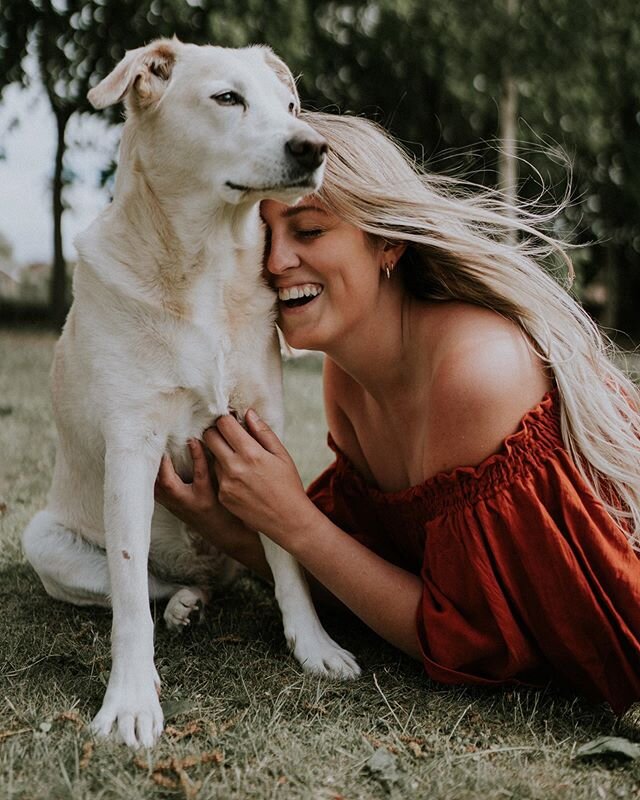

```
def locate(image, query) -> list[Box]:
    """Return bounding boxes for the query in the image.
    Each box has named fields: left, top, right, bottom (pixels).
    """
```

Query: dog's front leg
left=260, top=536, right=361, bottom=679
left=90, top=442, right=163, bottom=748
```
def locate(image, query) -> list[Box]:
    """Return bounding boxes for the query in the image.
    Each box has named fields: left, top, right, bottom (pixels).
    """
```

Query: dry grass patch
left=1, top=326, right=639, bottom=799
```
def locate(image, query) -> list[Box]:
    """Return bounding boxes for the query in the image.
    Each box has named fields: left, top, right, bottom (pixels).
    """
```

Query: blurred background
left=0, top=0, right=638, bottom=340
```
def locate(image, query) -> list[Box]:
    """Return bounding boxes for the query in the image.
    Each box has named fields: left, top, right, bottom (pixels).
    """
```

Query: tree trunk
left=498, top=75, right=518, bottom=206
left=601, top=243, right=619, bottom=331
left=498, top=0, right=519, bottom=230
left=49, top=108, right=70, bottom=329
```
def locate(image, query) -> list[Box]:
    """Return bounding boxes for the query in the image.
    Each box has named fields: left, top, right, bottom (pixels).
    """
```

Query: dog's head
left=88, top=39, right=327, bottom=205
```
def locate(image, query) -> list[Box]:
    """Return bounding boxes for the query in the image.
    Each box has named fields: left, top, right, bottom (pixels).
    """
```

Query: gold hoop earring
left=384, top=262, right=394, bottom=279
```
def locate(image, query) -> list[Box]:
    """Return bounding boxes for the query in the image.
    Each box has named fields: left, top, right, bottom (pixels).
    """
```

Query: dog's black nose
left=285, top=133, right=328, bottom=172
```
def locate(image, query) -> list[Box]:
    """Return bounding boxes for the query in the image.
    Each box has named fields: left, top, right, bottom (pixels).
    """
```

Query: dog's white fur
left=22, top=39, right=359, bottom=749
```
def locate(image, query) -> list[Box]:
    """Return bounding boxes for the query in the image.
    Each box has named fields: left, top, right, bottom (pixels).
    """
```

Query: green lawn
left=0, top=327, right=639, bottom=800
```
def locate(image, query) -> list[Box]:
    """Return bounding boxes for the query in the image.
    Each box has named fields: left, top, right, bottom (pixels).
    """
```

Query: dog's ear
left=88, top=39, right=179, bottom=111
left=260, top=47, right=301, bottom=115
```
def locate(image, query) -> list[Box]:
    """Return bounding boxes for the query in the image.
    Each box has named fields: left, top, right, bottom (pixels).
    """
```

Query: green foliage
left=0, top=0, right=638, bottom=333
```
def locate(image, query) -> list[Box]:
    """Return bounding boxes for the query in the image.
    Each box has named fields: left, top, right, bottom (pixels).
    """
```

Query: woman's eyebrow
left=281, top=204, right=328, bottom=219
left=259, top=204, right=328, bottom=224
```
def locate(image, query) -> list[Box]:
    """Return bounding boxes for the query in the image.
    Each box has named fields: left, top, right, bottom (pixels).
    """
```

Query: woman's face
left=261, top=198, right=384, bottom=351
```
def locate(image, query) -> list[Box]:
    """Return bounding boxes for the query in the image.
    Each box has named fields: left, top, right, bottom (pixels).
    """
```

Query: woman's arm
left=288, top=503, right=423, bottom=659
left=204, top=411, right=423, bottom=660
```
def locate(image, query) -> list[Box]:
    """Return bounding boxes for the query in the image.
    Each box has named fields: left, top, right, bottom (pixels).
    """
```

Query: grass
left=1, top=326, right=639, bottom=800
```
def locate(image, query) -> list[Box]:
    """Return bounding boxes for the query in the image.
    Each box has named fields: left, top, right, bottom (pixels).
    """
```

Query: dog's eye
left=288, top=102, right=296, bottom=115
left=213, top=91, right=245, bottom=108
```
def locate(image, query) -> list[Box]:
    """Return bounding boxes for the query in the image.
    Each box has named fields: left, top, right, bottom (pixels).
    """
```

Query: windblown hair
left=301, top=111, right=640, bottom=550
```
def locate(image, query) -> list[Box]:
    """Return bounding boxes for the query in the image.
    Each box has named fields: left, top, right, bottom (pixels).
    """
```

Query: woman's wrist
left=208, top=517, right=273, bottom=581
left=281, top=499, right=328, bottom=562
left=209, top=514, right=256, bottom=555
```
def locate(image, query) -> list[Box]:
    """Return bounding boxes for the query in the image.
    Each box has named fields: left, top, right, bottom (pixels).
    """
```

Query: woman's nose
left=266, top=235, right=299, bottom=275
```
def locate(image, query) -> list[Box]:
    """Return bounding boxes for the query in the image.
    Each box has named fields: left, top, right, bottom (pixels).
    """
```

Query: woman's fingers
left=213, top=410, right=286, bottom=459
left=202, top=424, right=237, bottom=464
left=244, top=409, right=287, bottom=456
left=156, top=454, right=177, bottom=489
left=188, top=438, right=210, bottom=486
left=155, top=454, right=185, bottom=502
left=213, top=414, right=261, bottom=456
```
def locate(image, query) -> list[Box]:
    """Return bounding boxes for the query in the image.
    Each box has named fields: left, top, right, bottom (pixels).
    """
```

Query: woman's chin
left=280, top=328, right=319, bottom=352
left=278, top=319, right=323, bottom=352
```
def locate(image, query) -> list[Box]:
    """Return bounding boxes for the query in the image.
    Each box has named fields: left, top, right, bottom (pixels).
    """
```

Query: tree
left=0, top=0, right=317, bottom=326
left=296, top=0, right=640, bottom=335
left=1, top=0, right=638, bottom=335
left=0, top=0, right=216, bottom=327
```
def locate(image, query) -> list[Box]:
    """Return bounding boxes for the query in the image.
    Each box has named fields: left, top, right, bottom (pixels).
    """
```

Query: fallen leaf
left=56, top=710, right=84, bottom=731
left=399, top=735, right=425, bottom=746
left=201, top=750, right=224, bottom=765
left=134, top=748, right=224, bottom=783
left=213, top=634, right=244, bottom=643
left=165, top=721, right=201, bottom=741
left=303, top=702, right=328, bottom=715
left=407, top=741, right=424, bottom=758
left=177, top=768, right=201, bottom=799
left=218, top=711, right=243, bottom=735
left=79, top=742, right=94, bottom=770
left=151, top=773, right=178, bottom=789
left=363, top=733, right=399, bottom=754
left=176, top=756, right=199, bottom=771
left=575, top=736, right=640, bottom=760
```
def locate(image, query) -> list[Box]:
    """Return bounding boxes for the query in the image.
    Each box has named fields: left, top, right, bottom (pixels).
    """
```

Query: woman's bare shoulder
left=421, top=302, right=553, bottom=475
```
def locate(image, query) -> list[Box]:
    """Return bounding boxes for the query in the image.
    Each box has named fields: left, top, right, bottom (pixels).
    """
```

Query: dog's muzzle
left=285, top=132, right=328, bottom=172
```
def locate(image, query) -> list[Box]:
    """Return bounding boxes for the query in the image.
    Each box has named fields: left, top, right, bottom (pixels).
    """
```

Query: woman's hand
left=204, top=409, right=318, bottom=549
left=155, top=438, right=248, bottom=544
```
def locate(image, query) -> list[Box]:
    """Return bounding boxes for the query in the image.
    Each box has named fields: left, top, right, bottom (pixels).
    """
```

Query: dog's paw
left=287, top=624, right=361, bottom=680
left=163, top=587, right=207, bottom=631
left=91, top=682, right=164, bottom=748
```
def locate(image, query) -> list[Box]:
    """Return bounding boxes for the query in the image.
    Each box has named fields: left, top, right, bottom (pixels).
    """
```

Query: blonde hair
left=302, top=111, right=640, bottom=549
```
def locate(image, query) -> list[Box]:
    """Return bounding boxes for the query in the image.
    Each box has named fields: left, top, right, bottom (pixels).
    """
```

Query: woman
left=156, top=112, right=640, bottom=713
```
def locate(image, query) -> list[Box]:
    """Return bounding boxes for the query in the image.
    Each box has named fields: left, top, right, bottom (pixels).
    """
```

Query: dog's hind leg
left=22, top=510, right=180, bottom=607
left=163, top=586, right=208, bottom=630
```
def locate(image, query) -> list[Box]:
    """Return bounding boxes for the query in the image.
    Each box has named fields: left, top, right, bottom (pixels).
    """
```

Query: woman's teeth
left=277, top=283, right=324, bottom=309
left=278, top=283, right=323, bottom=302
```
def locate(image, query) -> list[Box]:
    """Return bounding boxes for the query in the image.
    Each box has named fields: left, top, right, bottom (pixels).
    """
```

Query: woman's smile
left=261, top=197, right=388, bottom=350
left=277, top=282, right=324, bottom=311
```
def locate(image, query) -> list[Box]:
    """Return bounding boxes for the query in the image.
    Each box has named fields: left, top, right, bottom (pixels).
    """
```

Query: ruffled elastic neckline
left=327, top=389, right=564, bottom=513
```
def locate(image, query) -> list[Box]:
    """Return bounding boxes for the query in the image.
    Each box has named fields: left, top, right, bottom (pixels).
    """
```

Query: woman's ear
left=382, top=241, right=408, bottom=266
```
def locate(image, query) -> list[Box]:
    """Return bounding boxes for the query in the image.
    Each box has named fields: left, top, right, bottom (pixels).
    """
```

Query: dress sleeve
left=417, top=446, right=640, bottom=714
left=306, top=461, right=386, bottom=557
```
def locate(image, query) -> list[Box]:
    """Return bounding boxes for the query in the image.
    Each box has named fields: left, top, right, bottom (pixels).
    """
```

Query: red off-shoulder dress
left=306, top=390, right=640, bottom=713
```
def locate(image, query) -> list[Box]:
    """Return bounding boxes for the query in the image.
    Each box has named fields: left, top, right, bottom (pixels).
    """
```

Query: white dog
left=22, top=39, right=359, bottom=748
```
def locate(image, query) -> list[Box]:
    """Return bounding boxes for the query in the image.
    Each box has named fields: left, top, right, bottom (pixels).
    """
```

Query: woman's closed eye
left=295, top=228, right=325, bottom=240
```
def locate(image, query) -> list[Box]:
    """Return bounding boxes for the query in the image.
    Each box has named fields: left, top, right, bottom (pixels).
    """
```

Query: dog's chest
left=159, top=289, right=274, bottom=461
left=161, top=321, right=234, bottom=428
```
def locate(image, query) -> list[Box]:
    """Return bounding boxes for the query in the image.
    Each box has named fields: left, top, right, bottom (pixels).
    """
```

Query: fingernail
left=246, top=408, right=259, bottom=423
